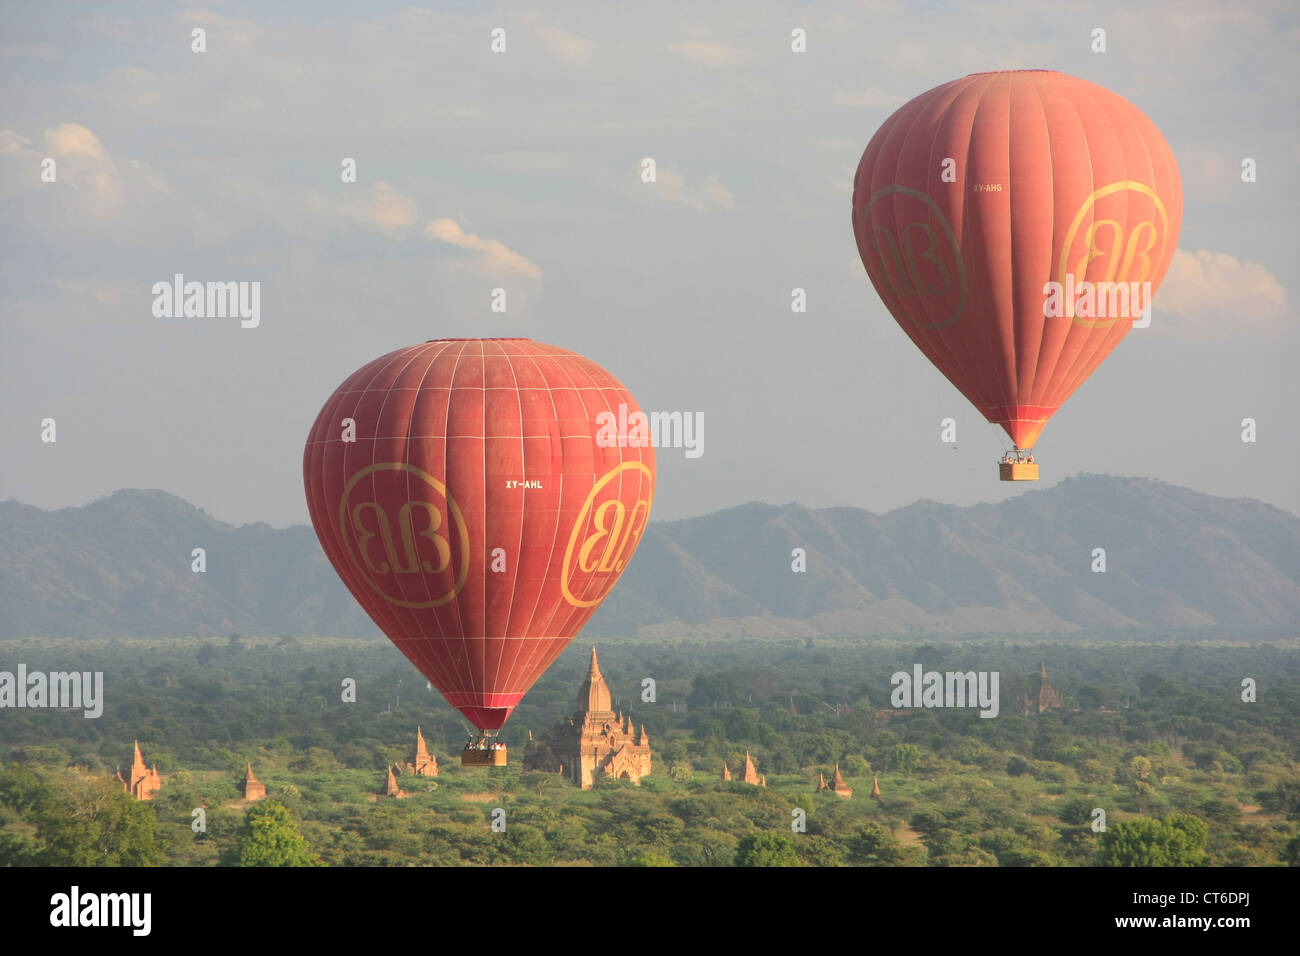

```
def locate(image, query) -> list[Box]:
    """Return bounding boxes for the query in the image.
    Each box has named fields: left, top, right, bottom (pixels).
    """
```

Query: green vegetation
left=224, top=800, right=322, bottom=867
left=0, top=635, right=1296, bottom=866
left=1097, top=814, right=1208, bottom=867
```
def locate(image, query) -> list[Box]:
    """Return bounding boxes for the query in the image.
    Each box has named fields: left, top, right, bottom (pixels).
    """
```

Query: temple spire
left=576, top=645, right=612, bottom=713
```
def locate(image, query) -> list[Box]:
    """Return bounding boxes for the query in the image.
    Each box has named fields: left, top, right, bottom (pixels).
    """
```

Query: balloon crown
left=423, top=337, right=532, bottom=342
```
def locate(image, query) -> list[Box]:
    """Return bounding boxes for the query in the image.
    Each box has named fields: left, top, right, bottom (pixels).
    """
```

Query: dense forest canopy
left=1, top=635, right=1297, bottom=866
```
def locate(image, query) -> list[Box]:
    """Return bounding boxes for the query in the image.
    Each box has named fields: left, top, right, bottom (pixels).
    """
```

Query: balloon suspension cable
left=987, top=422, right=1010, bottom=459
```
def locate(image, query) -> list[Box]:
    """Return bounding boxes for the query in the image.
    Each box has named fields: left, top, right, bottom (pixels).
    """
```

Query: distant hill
left=1, top=476, right=1297, bottom=639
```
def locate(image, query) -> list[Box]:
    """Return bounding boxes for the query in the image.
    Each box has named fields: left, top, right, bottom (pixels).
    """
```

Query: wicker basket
left=461, top=747, right=508, bottom=767
left=999, top=461, right=1039, bottom=481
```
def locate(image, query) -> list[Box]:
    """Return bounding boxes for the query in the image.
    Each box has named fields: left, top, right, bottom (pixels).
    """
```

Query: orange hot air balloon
left=304, top=338, right=655, bottom=764
left=852, top=70, right=1182, bottom=480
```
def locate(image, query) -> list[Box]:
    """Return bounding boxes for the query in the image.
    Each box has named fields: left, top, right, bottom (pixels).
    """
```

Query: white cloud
left=669, top=40, right=741, bottom=67
left=0, top=123, right=125, bottom=215
left=45, top=122, right=109, bottom=163
left=425, top=218, right=542, bottom=279
left=1155, top=248, right=1290, bottom=338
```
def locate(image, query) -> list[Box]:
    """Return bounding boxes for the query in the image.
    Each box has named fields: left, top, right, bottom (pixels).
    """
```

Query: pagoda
left=402, top=726, right=439, bottom=777
left=116, top=741, right=161, bottom=801
left=383, top=765, right=407, bottom=799
left=239, top=764, right=267, bottom=801
left=523, top=647, right=652, bottom=788
left=817, top=763, right=853, bottom=798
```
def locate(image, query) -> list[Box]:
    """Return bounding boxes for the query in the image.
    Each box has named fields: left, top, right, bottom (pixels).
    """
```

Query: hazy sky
left=2, top=0, right=1297, bottom=527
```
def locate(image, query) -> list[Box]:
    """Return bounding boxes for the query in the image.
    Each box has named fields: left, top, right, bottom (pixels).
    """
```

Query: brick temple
left=402, top=726, right=439, bottom=777
left=383, top=764, right=407, bottom=799
left=523, top=647, right=652, bottom=788
left=723, top=751, right=766, bottom=787
left=117, top=741, right=161, bottom=801
left=1019, top=662, right=1064, bottom=715
left=239, top=764, right=267, bottom=801
left=817, top=763, right=853, bottom=798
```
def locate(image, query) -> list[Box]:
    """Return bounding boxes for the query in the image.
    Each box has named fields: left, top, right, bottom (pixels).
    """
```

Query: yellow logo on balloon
left=561, top=461, right=654, bottom=608
left=861, top=185, right=968, bottom=331
left=338, top=462, right=469, bottom=608
left=1059, top=181, right=1169, bottom=329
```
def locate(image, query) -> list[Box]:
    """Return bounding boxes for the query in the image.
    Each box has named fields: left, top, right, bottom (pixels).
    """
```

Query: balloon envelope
left=303, top=338, right=655, bottom=731
left=852, top=70, right=1182, bottom=449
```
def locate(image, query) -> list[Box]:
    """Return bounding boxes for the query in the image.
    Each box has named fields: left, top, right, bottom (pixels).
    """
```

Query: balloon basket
left=999, top=461, right=1039, bottom=481
left=461, top=747, right=508, bottom=767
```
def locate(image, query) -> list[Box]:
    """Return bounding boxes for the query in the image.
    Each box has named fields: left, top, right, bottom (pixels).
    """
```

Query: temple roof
left=576, top=646, right=612, bottom=714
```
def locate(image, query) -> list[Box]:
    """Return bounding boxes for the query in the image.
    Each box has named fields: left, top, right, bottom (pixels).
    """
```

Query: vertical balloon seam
left=999, top=74, right=1022, bottom=417
left=1064, top=96, right=1169, bottom=403
left=439, top=341, right=472, bottom=698
left=500, top=343, right=541, bottom=706
left=1032, top=76, right=1094, bottom=426
left=882, top=81, right=975, bottom=409
left=1012, top=77, right=1045, bottom=414
left=1024, top=77, right=1097, bottom=437
left=1066, top=99, right=1147, bottom=401
left=476, top=341, right=487, bottom=702
left=390, top=346, right=431, bottom=687
left=514, top=347, right=569, bottom=699
left=899, top=85, right=972, bottom=386
left=538, top=349, right=618, bottom=699
left=545, top=349, right=608, bottom=640
left=946, top=79, right=993, bottom=411
left=961, top=76, right=1008, bottom=429
left=514, top=348, right=562, bottom=650
left=518, top=348, right=566, bottom=703
left=953, top=74, right=1008, bottom=420
left=1054, top=83, right=1132, bottom=405
left=495, top=341, right=528, bottom=700
left=336, top=350, right=410, bottom=666
left=920, top=80, right=985, bottom=394
left=422, top=341, right=461, bottom=698
left=344, top=348, right=412, bottom=658
left=1025, top=75, right=1060, bottom=411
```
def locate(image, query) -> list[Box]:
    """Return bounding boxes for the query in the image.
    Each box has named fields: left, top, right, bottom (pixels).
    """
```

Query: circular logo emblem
left=337, top=462, right=469, bottom=608
left=859, top=184, right=967, bottom=331
left=1058, top=181, right=1170, bottom=329
left=561, top=461, right=654, bottom=608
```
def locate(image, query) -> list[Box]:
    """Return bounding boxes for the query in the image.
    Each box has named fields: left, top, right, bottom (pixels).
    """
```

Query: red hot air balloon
left=303, top=339, right=655, bottom=765
left=852, top=70, right=1182, bottom=480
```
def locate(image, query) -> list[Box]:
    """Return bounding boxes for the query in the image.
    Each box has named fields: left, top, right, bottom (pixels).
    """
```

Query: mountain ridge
left=1, top=475, right=1297, bottom=639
